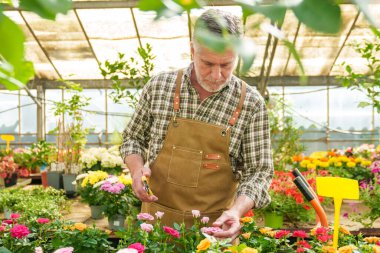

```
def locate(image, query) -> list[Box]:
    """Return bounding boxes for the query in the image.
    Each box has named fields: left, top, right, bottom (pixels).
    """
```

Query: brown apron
left=141, top=69, right=247, bottom=227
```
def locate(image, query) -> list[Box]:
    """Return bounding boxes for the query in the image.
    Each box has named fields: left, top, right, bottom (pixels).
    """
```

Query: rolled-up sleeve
left=119, top=83, right=152, bottom=163
left=236, top=101, right=274, bottom=209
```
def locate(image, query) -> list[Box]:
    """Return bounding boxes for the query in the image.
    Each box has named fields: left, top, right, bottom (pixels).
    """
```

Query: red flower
left=275, top=230, right=290, bottom=239
left=37, top=218, right=50, bottom=224
left=163, top=226, right=180, bottom=238
left=10, top=224, right=30, bottom=239
left=128, top=242, right=145, bottom=253
left=10, top=213, right=20, bottom=219
left=298, top=240, right=311, bottom=249
left=244, top=209, right=254, bottom=217
left=302, top=204, right=311, bottom=210
left=293, top=230, right=308, bottom=239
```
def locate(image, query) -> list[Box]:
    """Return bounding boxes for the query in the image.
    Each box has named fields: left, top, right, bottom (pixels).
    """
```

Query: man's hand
left=211, top=210, right=242, bottom=240
left=131, top=166, right=158, bottom=202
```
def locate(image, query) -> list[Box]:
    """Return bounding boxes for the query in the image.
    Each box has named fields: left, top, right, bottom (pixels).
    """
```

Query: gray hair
left=193, top=9, right=242, bottom=42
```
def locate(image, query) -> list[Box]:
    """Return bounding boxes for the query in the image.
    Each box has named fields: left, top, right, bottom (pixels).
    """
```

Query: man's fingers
left=213, top=222, right=241, bottom=238
left=142, top=166, right=151, bottom=177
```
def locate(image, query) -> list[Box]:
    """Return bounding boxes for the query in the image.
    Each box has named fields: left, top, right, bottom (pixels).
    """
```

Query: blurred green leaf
left=0, top=68, right=26, bottom=90
left=370, top=26, right=380, bottom=38
left=173, top=0, right=204, bottom=11
left=284, top=40, right=305, bottom=76
left=0, top=15, right=24, bottom=66
left=232, top=38, right=256, bottom=73
left=292, top=0, right=341, bottom=34
left=352, top=0, right=378, bottom=28
left=19, top=0, right=72, bottom=20
left=237, top=1, right=286, bottom=23
left=138, top=0, right=182, bottom=19
left=138, top=0, right=165, bottom=11
left=358, top=101, right=371, bottom=108
left=0, top=247, right=12, bottom=253
left=194, top=29, right=229, bottom=53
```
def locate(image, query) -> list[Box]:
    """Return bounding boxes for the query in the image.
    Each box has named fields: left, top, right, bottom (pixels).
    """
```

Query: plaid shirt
left=120, top=63, right=274, bottom=208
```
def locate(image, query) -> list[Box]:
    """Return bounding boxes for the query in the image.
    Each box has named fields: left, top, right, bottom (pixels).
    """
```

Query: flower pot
left=90, top=205, right=103, bottom=219
left=4, top=173, right=18, bottom=187
left=107, top=214, right=126, bottom=231
left=264, top=212, right=283, bottom=229
left=3, top=207, right=12, bottom=219
left=62, top=174, right=77, bottom=196
left=47, top=171, right=63, bottom=189
left=41, top=171, right=48, bottom=188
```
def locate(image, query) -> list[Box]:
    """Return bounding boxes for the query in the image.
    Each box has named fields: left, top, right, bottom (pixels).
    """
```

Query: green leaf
left=173, top=0, right=203, bottom=11
left=19, top=0, right=72, bottom=20
left=370, top=26, right=380, bottom=39
left=232, top=38, right=256, bottom=73
left=0, top=247, right=12, bottom=253
left=138, top=0, right=165, bottom=11
left=291, top=0, right=341, bottom=34
left=138, top=0, right=182, bottom=19
left=284, top=40, right=305, bottom=76
left=237, top=1, right=287, bottom=23
left=358, top=101, right=371, bottom=108
left=0, top=15, right=25, bottom=66
left=194, top=28, right=229, bottom=53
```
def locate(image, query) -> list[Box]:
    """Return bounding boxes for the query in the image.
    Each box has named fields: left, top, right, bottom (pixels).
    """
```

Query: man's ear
left=190, top=41, right=195, bottom=58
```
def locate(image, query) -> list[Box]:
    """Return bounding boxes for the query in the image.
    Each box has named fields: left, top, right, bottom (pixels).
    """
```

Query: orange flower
left=339, top=226, right=351, bottom=235
left=242, top=232, right=251, bottom=239
left=240, top=217, right=253, bottom=223
left=259, top=227, right=273, bottom=235
left=292, top=155, right=303, bottom=162
left=327, top=151, right=336, bottom=157
left=337, top=245, right=357, bottom=253
left=72, top=222, right=87, bottom=231
left=364, top=237, right=380, bottom=244
left=373, top=245, right=380, bottom=253
left=241, top=248, right=258, bottom=253
left=321, top=246, right=336, bottom=253
left=196, top=238, right=211, bottom=252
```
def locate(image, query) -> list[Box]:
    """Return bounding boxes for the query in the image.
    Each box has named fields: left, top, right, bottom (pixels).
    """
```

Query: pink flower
left=200, top=226, right=223, bottom=234
left=128, top=242, right=145, bottom=253
left=275, top=230, right=290, bottom=239
left=136, top=213, right=154, bottom=221
left=0, top=225, right=6, bottom=232
left=192, top=210, right=200, bottom=218
left=10, top=224, right=30, bottom=239
left=10, top=213, right=20, bottom=219
left=140, top=223, right=153, bottom=233
left=155, top=211, right=164, bottom=219
left=53, top=247, right=74, bottom=253
left=35, top=247, right=43, bottom=253
left=163, top=226, right=180, bottom=238
left=292, top=230, right=307, bottom=239
left=201, top=216, right=210, bottom=224
left=3, top=219, right=14, bottom=225
left=117, top=249, right=138, bottom=253
left=37, top=218, right=50, bottom=224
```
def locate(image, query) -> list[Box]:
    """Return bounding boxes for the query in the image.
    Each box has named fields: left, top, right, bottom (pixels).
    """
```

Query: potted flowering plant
left=76, top=170, right=109, bottom=219
left=0, top=152, right=19, bottom=187
left=80, top=146, right=124, bottom=175
left=255, top=170, right=323, bottom=228
left=95, top=174, right=140, bottom=230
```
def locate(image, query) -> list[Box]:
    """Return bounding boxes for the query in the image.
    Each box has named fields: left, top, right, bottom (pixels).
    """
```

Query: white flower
left=116, top=249, right=138, bottom=253
left=76, top=173, right=88, bottom=180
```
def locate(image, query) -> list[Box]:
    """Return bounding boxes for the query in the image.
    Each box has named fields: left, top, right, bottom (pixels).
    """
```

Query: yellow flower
left=310, top=151, right=327, bottom=159
left=118, top=174, right=132, bottom=185
left=266, top=231, right=276, bottom=237
left=259, top=227, right=273, bottom=234
left=361, top=160, right=372, bottom=167
left=339, top=226, right=351, bottom=235
left=300, top=160, right=310, bottom=168
left=310, top=227, right=316, bottom=236
left=196, top=238, right=211, bottom=252
left=364, top=236, right=380, bottom=244
left=346, top=162, right=356, bottom=168
left=373, top=245, right=380, bottom=253
left=329, top=157, right=337, bottom=163
left=242, top=232, right=251, bottom=239
left=73, top=222, right=87, bottom=231
left=241, top=248, right=258, bottom=253
left=334, top=162, right=343, bottom=167
left=321, top=246, right=336, bottom=253
left=81, top=177, right=89, bottom=187
left=240, top=217, right=253, bottom=223
left=338, top=245, right=357, bottom=253
left=354, top=157, right=363, bottom=163
left=104, top=229, right=112, bottom=235
left=339, top=156, right=349, bottom=163
left=319, top=161, right=330, bottom=168
left=307, top=163, right=317, bottom=170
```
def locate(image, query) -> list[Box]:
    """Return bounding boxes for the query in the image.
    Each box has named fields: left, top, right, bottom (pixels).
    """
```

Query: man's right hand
left=131, top=166, right=158, bottom=202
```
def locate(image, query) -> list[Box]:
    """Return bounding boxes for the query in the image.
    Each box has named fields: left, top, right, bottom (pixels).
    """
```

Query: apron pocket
left=167, top=145, right=202, bottom=187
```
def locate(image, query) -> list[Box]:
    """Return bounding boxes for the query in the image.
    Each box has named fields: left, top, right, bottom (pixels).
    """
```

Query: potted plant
left=80, top=146, right=125, bottom=175
left=95, top=174, right=140, bottom=230
left=51, top=81, right=90, bottom=195
left=0, top=152, right=19, bottom=187
left=76, top=170, right=109, bottom=219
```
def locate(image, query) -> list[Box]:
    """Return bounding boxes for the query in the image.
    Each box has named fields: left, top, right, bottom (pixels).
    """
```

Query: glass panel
left=82, top=89, right=106, bottom=133
left=302, top=141, right=327, bottom=154
left=45, top=89, right=63, bottom=133
left=329, top=87, right=372, bottom=131
left=107, top=92, right=134, bottom=133
left=20, top=90, right=37, bottom=134
left=284, top=86, right=327, bottom=129
left=0, top=91, right=19, bottom=134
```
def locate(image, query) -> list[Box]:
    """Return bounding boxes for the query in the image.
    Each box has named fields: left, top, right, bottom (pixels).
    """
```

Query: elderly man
left=120, top=9, right=273, bottom=239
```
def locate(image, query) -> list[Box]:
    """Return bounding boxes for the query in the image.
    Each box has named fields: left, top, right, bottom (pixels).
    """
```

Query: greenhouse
left=0, top=0, right=380, bottom=252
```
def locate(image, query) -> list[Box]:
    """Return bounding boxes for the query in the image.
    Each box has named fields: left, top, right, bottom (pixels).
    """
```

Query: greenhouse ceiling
left=2, top=0, right=380, bottom=89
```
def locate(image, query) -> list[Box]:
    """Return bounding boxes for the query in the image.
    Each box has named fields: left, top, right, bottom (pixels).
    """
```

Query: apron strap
left=228, top=81, right=247, bottom=127
left=173, top=69, right=183, bottom=112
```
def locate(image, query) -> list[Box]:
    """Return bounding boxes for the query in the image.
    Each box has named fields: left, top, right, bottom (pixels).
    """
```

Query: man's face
left=191, top=42, right=237, bottom=92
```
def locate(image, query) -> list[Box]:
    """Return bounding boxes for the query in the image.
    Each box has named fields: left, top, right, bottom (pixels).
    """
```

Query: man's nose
left=211, top=65, right=222, bottom=80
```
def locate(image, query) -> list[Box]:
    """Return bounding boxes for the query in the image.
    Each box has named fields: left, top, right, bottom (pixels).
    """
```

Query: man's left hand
left=211, top=210, right=241, bottom=240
